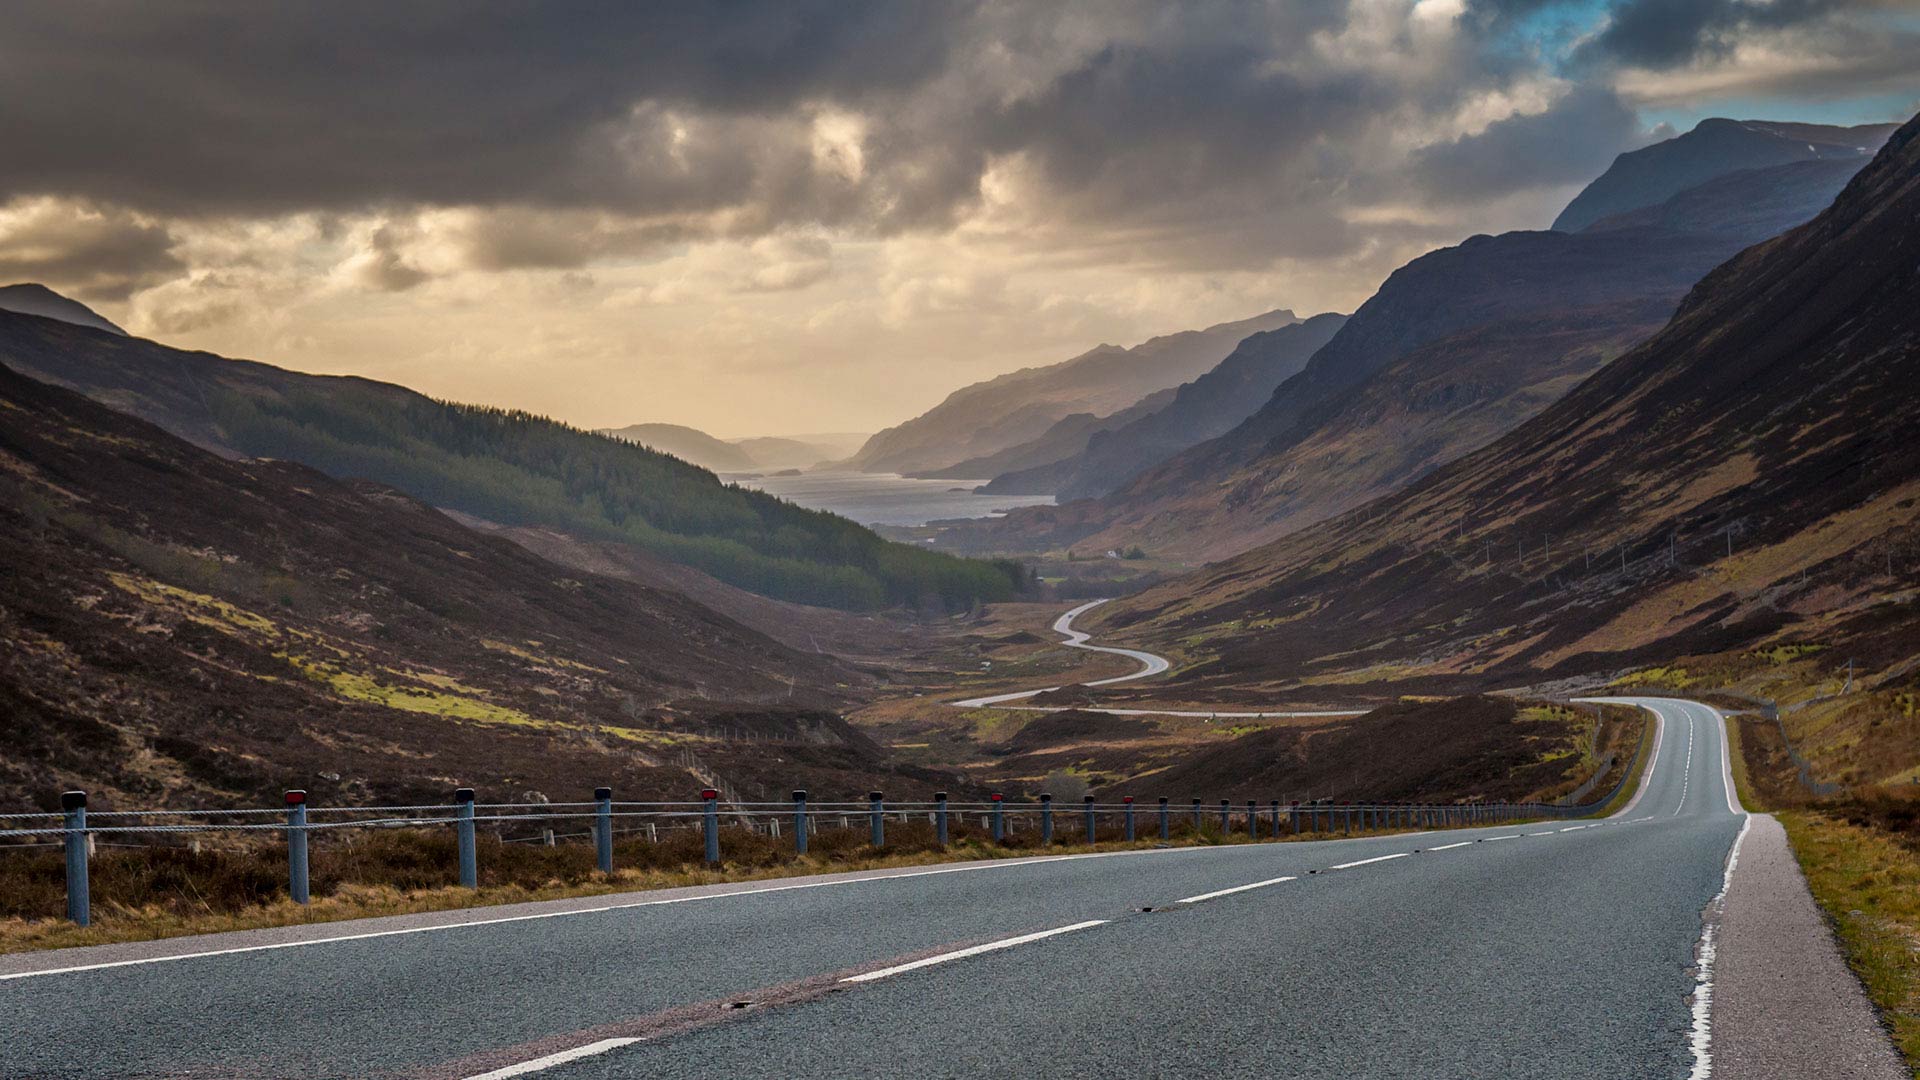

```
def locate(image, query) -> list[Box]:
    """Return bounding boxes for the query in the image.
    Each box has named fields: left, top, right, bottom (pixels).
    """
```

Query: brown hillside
left=1096, top=113, right=1920, bottom=700
left=0, top=362, right=955, bottom=811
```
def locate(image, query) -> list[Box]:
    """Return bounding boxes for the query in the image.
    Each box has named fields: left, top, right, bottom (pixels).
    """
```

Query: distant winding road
left=951, top=598, right=1360, bottom=718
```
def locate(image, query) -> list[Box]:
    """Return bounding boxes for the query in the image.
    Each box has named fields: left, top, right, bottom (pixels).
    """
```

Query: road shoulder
left=1713, top=812, right=1907, bottom=1079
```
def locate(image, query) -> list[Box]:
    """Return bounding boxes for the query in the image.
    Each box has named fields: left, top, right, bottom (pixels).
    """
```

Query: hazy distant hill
left=0, top=303, right=1026, bottom=611
left=601, top=422, right=758, bottom=472
left=847, top=309, right=1297, bottom=476
left=1552, top=118, right=1895, bottom=232
left=1101, top=111, right=1920, bottom=700
left=730, top=433, right=867, bottom=469
left=0, top=283, right=124, bottom=335
left=981, top=313, right=1349, bottom=499
left=919, top=388, right=1175, bottom=483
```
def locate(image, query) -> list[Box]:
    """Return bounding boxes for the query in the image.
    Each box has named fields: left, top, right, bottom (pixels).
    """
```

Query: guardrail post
left=1242, top=800, right=1255, bottom=838
left=1271, top=800, right=1281, bottom=837
left=1039, top=793, right=1052, bottom=845
left=793, top=790, right=810, bottom=855
left=1219, top=799, right=1230, bottom=833
left=1158, top=796, right=1170, bottom=840
left=453, top=788, right=478, bottom=888
left=1123, top=796, right=1135, bottom=841
left=932, top=791, right=947, bottom=846
left=702, top=788, right=720, bottom=864
left=594, top=787, right=614, bottom=873
left=990, top=793, right=1005, bottom=843
left=285, top=789, right=309, bottom=905
left=869, top=792, right=885, bottom=848
left=1191, top=797, right=1202, bottom=832
left=62, top=790, right=89, bottom=926
left=1289, top=802, right=1299, bottom=834
left=1083, top=795, right=1097, bottom=844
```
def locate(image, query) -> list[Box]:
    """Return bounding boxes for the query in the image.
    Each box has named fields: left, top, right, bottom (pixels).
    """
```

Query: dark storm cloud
left=0, top=1, right=1490, bottom=270
left=1410, top=84, right=1643, bottom=202
left=0, top=1, right=955, bottom=217
left=0, top=0, right=1907, bottom=286
left=1576, top=0, right=1841, bottom=68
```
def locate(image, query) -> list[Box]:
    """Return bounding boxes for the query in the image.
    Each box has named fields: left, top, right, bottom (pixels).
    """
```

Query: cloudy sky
left=2, top=2, right=1915, bottom=436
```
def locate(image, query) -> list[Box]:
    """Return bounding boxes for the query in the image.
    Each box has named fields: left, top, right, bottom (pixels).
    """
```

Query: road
left=11, top=691, right=1898, bottom=1078
left=951, top=598, right=1362, bottom=718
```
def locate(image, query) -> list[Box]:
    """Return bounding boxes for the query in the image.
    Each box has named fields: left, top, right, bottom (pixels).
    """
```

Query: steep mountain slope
left=942, top=123, right=1881, bottom=561
left=0, top=283, right=124, bottom=335
left=983, top=313, right=1349, bottom=499
left=1552, top=118, right=1895, bottom=232
left=0, top=308, right=1024, bottom=611
left=846, top=309, right=1296, bottom=476
left=600, top=422, right=758, bottom=472
left=0, top=361, right=916, bottom=808
left=1097, top=112, right=1920, bottom=701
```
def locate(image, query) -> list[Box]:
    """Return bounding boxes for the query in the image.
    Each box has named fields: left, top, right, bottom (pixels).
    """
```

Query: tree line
left=211, top=389, right=1027, bottom=611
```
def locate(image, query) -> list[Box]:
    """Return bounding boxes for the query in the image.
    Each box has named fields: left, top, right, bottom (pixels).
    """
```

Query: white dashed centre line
left=461, top=1038, right=643, bottom=1080
left=841, top=920, right=1109, bottom=984
left=1328, top=853, right=1411, bottom=871
left=1427, top=840, right=1476, bottom=851
left=1177, top=875, right=1299, bottom=904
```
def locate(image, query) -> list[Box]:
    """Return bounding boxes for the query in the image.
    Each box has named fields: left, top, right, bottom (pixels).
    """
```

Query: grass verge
left=1588, top=705, right=1654, bottom=818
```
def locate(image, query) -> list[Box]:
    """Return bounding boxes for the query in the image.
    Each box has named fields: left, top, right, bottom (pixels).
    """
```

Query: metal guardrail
left=0, top=781, right=1624, bottom=927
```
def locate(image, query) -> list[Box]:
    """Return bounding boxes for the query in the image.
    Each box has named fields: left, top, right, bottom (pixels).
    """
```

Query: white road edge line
left=0, top=847, right=1215, bottom=983
left=1176, top=875, right=1298, bottom=904
left=460, top=1038, right=643, bottom=1080
left=1328, top=853, right=1410, bottom=871
left=1689, top=812, right=1754, bottom=1080
left=841, top=920, right=1109, bottom=983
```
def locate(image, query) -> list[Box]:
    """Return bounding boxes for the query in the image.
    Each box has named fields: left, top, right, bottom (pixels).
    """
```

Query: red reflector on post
left=1123, top=796, right=1134, bottom=804
left=701, top=789, right=719, bottom=800
left=990, top=793, right=1003, bottom=802
left=284, top=790, right=307, bottom=805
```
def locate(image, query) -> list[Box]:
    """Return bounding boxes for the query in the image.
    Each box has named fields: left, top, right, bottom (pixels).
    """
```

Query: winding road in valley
left=951, top=597, right=1363, bottom=718
left=0, top=605, right=1904, bottom=1078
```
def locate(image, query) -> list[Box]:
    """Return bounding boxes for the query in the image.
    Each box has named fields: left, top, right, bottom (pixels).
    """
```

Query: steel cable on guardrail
left=7, top=779, right=1611, bottom=928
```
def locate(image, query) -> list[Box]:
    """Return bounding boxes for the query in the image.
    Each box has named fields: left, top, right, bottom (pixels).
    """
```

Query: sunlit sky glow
left=1, top=1, right=1913, bottom=436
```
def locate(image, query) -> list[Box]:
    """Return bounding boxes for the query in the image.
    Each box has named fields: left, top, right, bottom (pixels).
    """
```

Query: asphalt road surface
left=10, top=692, right=1897, bottom=1078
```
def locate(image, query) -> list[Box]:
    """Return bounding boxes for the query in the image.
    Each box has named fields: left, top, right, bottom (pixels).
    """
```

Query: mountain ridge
left=1096, top=111, right=1920, bottom=700
left=0, top=283, right=125, bottom=336
left=846, top=309, right=1297, bottom=475
left=931, top=118, right=1889, bottom=561
left=1552, top=117, right=1896, bottom=232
